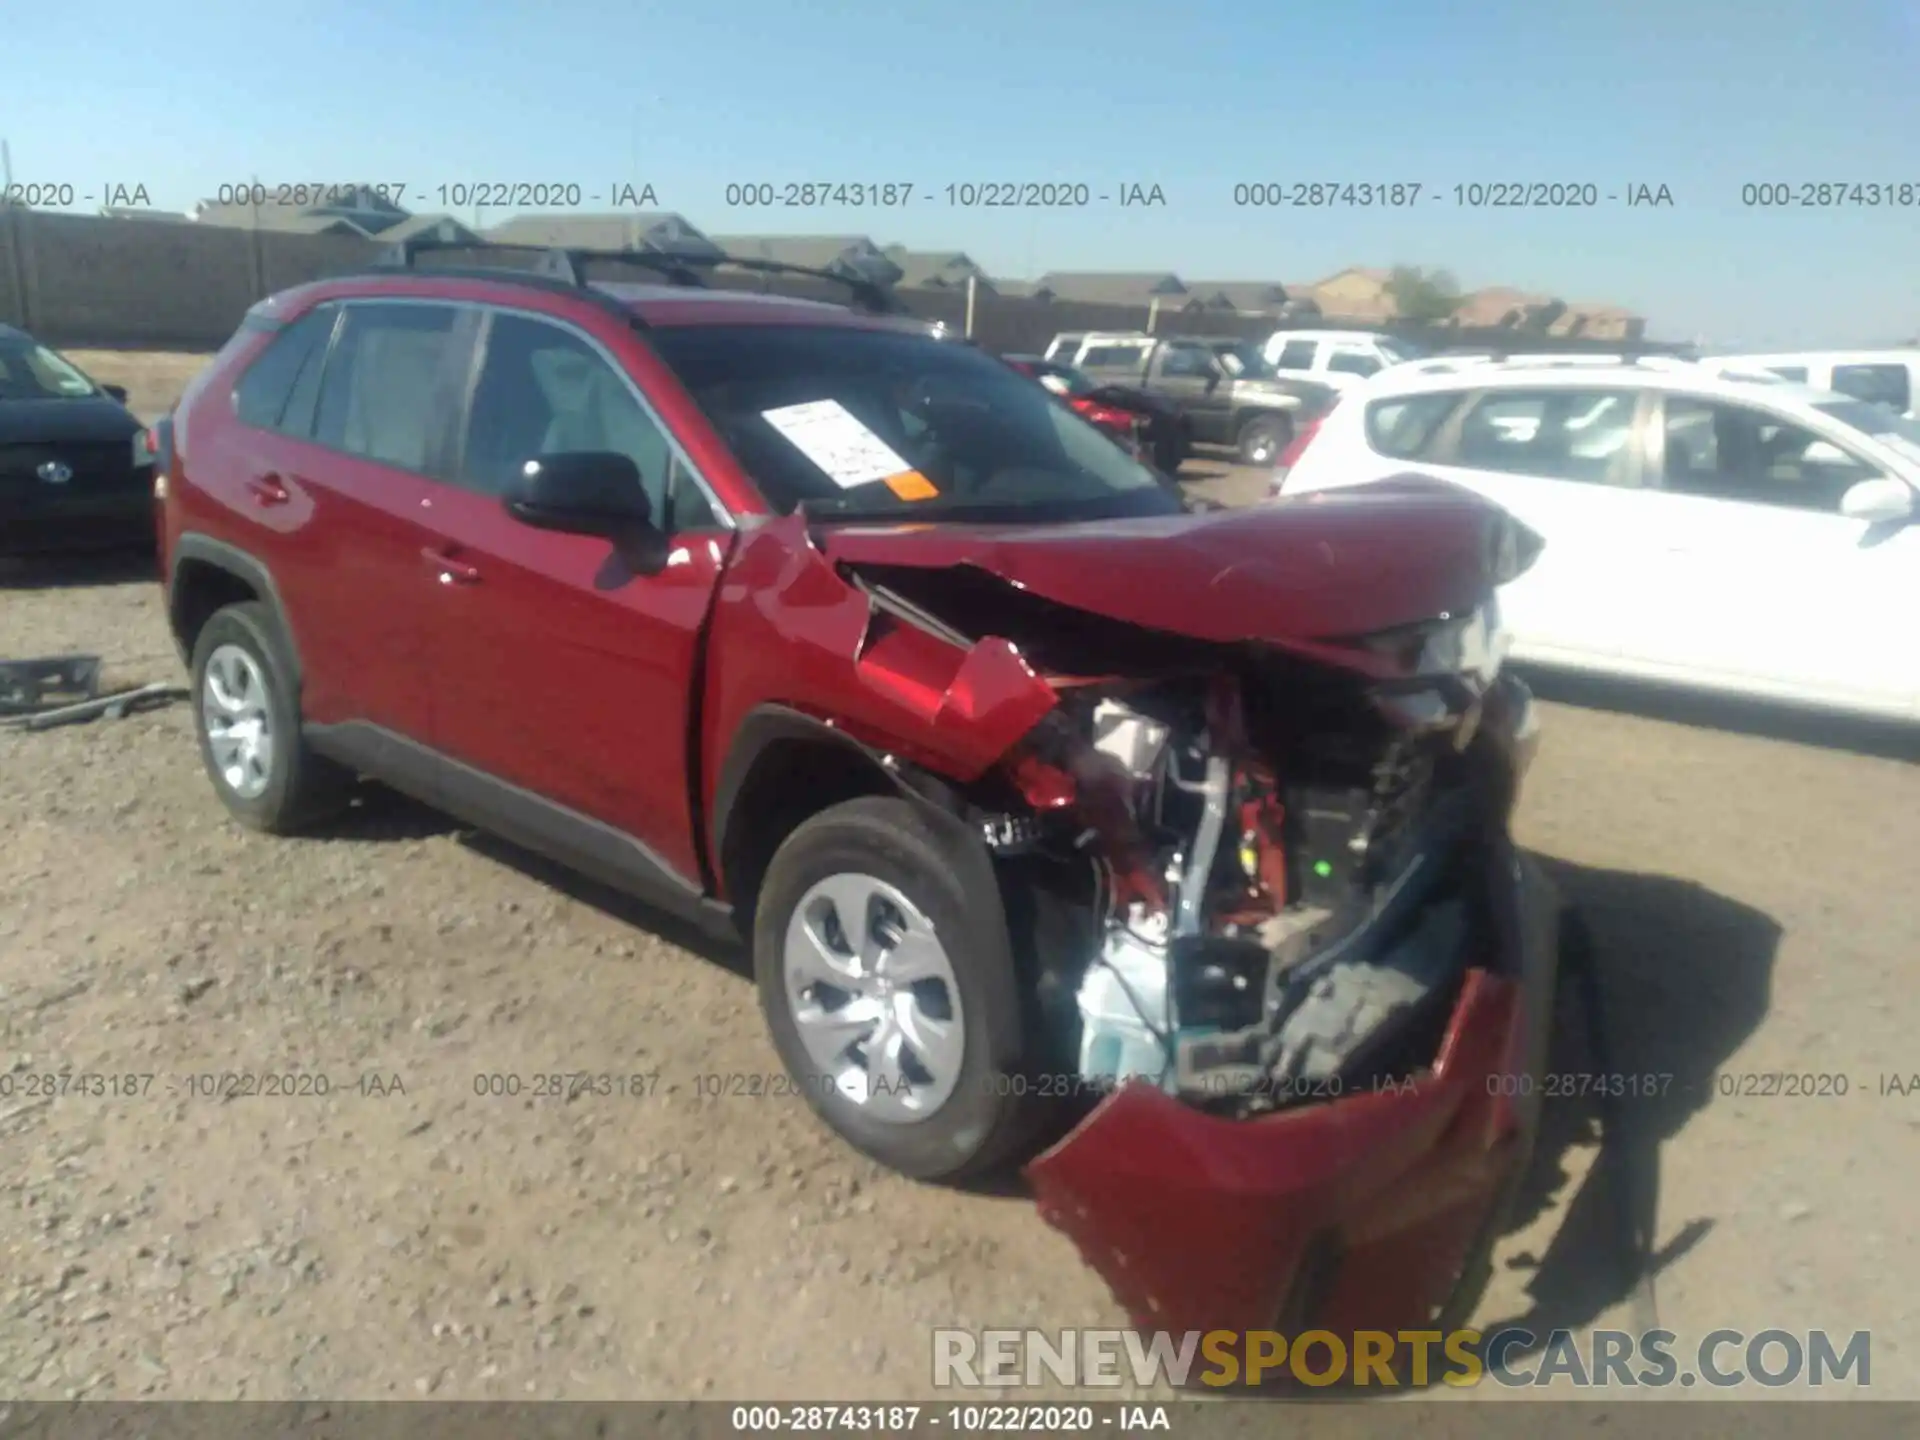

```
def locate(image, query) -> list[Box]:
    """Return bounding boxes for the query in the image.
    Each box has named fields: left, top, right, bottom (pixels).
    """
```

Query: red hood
left=814, top=478, right=1528, bottom=646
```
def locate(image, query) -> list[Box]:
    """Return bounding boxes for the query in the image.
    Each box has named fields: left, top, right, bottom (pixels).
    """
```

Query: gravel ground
left=4, top=362, right=1918, bottom=1403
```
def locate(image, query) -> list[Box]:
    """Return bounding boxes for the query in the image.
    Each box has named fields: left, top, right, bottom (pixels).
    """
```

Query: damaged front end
left=904, top=582, right=1555, bottom=1342
left=800, top=489, right=1559, bottom=1344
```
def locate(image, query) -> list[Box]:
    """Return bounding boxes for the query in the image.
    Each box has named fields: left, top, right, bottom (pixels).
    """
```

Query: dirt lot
left=3, top=356, right=1918, bottom=1404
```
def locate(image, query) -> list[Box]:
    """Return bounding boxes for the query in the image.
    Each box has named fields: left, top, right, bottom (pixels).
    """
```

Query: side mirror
left=504, top=452, right=653, bottom=537
left=1839, top=476, right=1915, bottom=524
left=101, top=384, right=129, bottom=403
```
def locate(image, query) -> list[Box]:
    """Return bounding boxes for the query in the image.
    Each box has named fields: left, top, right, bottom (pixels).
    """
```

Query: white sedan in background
left=1272, top=355, right=1917, bottom=723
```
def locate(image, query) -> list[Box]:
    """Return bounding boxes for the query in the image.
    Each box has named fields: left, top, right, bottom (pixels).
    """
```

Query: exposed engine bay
left=946, top=608, right=1525, bottom=1118
left=837, top=542, right=1534, bottom=1120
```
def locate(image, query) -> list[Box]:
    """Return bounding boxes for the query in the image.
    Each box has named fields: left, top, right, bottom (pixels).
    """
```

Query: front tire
left=753, top=795, right=1044, bottom=1183
left=1237, top=414, right=1291, bottom=467
left=189, top=601, right=351, bottom=834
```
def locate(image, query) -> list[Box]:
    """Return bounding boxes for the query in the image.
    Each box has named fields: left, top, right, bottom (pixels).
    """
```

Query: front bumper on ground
left=1026, top=844, right=1561, bottom=1343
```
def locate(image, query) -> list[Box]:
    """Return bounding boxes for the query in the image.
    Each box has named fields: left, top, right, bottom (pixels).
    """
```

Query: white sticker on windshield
left=759, top=399, right=913, bottom=490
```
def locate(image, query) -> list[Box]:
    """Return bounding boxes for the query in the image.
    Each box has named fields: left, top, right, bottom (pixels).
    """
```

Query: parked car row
left=998, top=354, right=1189, bottom=473
left=1042, top=330, right=1342, bottom=465
left=119, top=239, right=1565, bottom=1343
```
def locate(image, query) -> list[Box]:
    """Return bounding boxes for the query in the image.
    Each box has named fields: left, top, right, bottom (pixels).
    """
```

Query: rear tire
left=753, top=795, right=1046, bottom=1183
left=1237, top=414, right=1291, bottom=467
left=189, top=601, right=352, bottom=834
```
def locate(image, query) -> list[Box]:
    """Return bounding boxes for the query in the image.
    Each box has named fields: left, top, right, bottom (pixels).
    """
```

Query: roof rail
left=1389, top=352, right=1702, bottom=377
left=374, top=235, right=712, bottom=287
left=701, top=255, right=905, bottom=316
left=371, top=235, right=906, bottom=316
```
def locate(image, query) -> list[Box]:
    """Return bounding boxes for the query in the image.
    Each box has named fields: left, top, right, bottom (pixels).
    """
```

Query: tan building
left=1550, top=303, right=1646, bottom=341
left=1302, top=267, right=1396, bottom=322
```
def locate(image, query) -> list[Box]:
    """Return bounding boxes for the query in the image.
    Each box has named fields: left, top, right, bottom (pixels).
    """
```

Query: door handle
left=244, top=473, right=290, bottom=506
left=421, top=546, right=482, bottom=585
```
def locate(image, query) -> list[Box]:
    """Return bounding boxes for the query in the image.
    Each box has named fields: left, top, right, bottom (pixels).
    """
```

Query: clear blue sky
left=9, top=0, right=1919, bottom=346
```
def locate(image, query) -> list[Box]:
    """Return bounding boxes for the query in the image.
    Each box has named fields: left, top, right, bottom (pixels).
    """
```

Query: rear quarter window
left=233, top=307, right=337, bottom=432
left=1364, top=391, right=1461, bottom=458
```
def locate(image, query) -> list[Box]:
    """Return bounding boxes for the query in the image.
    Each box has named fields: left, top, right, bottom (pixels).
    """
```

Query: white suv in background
left=1273, top=355, right=1919, bottom=722
left=1261, top=330, right=1424, bottom=389
left=1695, top=349, right=1920, bottom=419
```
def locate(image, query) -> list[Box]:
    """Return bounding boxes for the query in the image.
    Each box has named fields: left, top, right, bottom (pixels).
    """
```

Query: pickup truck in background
left=1044, top=331, right=1329, bottom=467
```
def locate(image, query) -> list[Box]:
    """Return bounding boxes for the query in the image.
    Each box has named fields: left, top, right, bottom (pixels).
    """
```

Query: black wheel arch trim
left=168, top=533, right=302, bottom=687
left=710, top=704, right=973, bottom=900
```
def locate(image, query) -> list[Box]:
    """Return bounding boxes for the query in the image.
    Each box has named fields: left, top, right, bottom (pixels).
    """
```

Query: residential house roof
left=192, top=184, right=411, bottom=236
left=1032, top=272, right=1190, bottom=307
left=376, top=213, right=485, bottom=247
left=481, top=212, right=724, bottom=259
left=1308, top=266, right=1391, bottom=289
left=1185, top=281, right=1292, bottom=314
left=1448, top=286, right=1557, bottom=328
left=192, top=202, right=370, bottom=235
left=705, top=235, right=904, bottom=283
left=1550, top=302, right=1646, bottom=339
left=883, top=247, right=994, bottom=290
left=101, top=208, right=190, bottom=223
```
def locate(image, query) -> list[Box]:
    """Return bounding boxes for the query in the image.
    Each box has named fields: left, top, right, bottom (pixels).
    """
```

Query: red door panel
left=416, top=484, right=728, bottom=885
left=225, top=428, right=439, bottom=739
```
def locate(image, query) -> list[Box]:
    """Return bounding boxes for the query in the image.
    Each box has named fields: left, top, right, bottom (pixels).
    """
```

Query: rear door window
left=1273, top=339, right=1318, bottom=371
left=1327, top=348, right=1383, bottom=377
left=1365, top=391, right=1463, bottom=459
left=1453, top=388, right=1641, bottom=485
left=312, top=303, right=465, bottom=474
left=1831, top=362, right=1912, bottom=413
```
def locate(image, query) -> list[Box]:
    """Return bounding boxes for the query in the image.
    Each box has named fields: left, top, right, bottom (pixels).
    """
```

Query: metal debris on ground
left=0, top=655, right=186, bottom=731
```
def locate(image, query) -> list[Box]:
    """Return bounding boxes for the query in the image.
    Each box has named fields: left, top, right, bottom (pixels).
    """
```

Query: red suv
left=155, top=243, right=1561, bottom=1347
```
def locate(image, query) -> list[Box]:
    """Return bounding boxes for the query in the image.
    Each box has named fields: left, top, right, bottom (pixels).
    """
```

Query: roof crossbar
left=371, top=236, right=905, bottom=315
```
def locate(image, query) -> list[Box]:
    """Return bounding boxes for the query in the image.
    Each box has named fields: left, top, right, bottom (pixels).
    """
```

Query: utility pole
left=2, top=139, right=34, bottom=330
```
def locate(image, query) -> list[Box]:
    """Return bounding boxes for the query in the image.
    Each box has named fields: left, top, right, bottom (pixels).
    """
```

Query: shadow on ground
left=353, top=783, right=1783, bottom=1300
left=1465, top=854, right=1781, bottom=1363
left=0, top=544, right=159, bottom=593
left=1519, top=666, right=1917, bottom=763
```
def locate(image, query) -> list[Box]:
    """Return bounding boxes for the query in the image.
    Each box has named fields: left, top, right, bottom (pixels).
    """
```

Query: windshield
left=648, top=324, right=1181, bottom=523
left=1212, top=343, right=1275, bottom=378
left=0, top=338, right=100, bottom=400
left=1815, top=398, right=1920, bottom=451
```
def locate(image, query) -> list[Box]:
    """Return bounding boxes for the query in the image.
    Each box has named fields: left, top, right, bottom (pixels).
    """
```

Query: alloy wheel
left=202, top=643, right=275, bottom=800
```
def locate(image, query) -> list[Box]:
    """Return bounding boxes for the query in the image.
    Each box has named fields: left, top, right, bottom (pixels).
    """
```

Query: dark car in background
left=1003, top=354, right=1189, bottom=474
left=0, top=324, right=154, bottom=555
